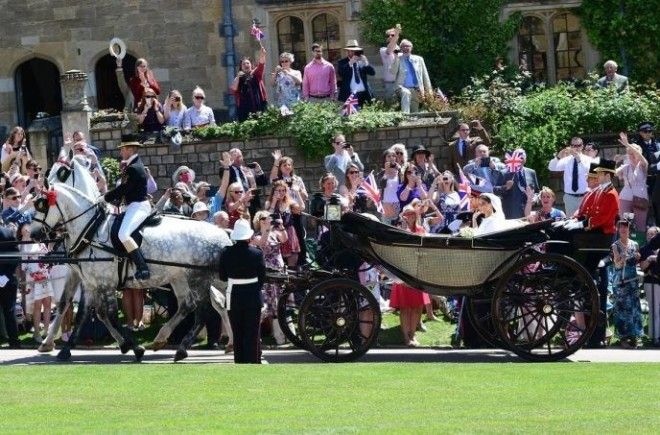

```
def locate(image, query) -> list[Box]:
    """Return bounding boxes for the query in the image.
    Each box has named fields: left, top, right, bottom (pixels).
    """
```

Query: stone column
left=60, top=69, right=92, bottom=144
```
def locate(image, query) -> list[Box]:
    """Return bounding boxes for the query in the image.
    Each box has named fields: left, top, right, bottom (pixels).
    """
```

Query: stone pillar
left=60, top=69, right=92, bottom=144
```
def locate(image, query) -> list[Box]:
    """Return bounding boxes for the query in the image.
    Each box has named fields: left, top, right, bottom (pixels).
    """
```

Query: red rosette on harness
left=46, top=189, right=58, bottom=207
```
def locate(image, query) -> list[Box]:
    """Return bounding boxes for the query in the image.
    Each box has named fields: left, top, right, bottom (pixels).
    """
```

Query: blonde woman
left=163, top=89, right=187, bottom=129
left=265, top=180, right=301, bottom=267
left=225, top=181, right=253, bottom=228
left=617, top=132, right=648, bottom=231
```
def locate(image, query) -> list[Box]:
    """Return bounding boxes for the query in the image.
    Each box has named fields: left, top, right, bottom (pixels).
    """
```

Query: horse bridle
left=32, top=189, right=100, bottom=235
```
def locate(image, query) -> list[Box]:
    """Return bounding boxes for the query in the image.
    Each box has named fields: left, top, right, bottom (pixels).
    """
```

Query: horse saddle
left=110, top=212, right=162, bottom=253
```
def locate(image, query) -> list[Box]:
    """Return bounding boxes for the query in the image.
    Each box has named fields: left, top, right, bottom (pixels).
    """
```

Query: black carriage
left=272, top=212, right=600, bottom=363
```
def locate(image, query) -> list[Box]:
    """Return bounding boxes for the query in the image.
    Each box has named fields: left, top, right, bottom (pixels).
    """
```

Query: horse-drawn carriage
left=271, top=212, right=599, bottom=363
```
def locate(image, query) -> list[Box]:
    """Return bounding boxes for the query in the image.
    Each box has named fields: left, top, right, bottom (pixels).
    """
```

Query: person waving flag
left=341, top=93, right=359, bottom=116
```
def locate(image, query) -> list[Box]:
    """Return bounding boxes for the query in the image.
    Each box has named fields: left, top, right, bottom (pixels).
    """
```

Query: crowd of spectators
left=0, top=40, right=657, bottom=353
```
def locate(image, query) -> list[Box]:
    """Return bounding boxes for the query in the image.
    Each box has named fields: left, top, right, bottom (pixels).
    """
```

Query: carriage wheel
left=492, top=253, right=598, bottom=362
left=465, top=284, right=504, bottom=348
left=298, top=278, right=381, bottom=362
left=277, top=288, right=307, bottom=349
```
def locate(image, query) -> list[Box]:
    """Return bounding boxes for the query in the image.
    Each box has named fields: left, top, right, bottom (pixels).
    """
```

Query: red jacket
left=129, top=75, right=161, bottom=108
left=577, top=184, right=619, bottom=234
left=232, top=62, right=267, bottom=106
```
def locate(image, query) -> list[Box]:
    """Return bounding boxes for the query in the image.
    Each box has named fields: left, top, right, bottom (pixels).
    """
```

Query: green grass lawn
left=0, top=363, right=657, bottom=433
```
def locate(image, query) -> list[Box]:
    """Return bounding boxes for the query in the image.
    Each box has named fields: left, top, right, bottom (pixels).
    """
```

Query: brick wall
left=90, top=116, right=460, bottom=195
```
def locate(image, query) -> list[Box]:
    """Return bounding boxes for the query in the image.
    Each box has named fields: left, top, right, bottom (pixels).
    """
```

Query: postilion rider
left=100, top=136, right=151, bottom=280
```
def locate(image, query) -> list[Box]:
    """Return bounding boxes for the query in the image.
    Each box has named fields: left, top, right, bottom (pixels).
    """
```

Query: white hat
left=191, top=201, right=209, bottom=217
left=172, top=165, right=196, bottom=184
left=231, top=218, right=254, bottom=241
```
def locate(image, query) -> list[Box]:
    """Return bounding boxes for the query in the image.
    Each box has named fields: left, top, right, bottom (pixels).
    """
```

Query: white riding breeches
left=119, top=200, right=152, bottom=251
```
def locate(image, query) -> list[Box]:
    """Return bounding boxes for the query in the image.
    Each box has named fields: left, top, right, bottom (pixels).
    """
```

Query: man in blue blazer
left=337, top=40, right=375, bottom=106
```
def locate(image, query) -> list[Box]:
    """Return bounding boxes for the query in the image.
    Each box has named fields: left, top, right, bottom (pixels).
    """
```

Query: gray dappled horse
left=34, top=159, right=232, bottom=361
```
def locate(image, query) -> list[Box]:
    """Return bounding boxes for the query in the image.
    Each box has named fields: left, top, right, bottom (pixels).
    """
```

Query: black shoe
left=129, top=248, right=151, bottom=280
left=8, top=341, right=22, bottom=349
left=205, top=342, right=220, bottom=350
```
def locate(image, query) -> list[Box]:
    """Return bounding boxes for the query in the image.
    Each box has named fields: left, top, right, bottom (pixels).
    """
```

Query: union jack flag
left=504, top=149, right=525, bottom=173
left=457, top=165, right=471, bottom=211
left=357, top=171, right=383, bottom=213
left=341, top=93, right=359, bottom=116
left=250, top=22, right=265, bottom=41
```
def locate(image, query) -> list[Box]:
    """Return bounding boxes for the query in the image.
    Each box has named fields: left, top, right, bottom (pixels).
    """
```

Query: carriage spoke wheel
left=298, top=278, right=381, bottom=362
left=277, top=288, right=307, bottom=349
left=492, top=253, right=598, bottom=362
left=465, top=283, right=504, bottom=348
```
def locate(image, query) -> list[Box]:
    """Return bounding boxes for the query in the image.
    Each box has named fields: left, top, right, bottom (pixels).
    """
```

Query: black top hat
left=118, top=133, right=143, bottom=148
left=410, top=144, right=430, bottom=157
left=588, top=162, right=599, bottom=177
left=639, top=122, right=655, bottom=132
left=593, top=159, right=616, bottom=174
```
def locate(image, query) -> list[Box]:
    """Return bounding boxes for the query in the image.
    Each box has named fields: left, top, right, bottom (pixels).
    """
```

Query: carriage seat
left=110, top=211, right=162, bottom=253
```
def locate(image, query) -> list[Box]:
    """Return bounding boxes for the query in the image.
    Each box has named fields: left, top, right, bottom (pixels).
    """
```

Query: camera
left=270, top=212, right=283, bottom=227
left=246, top=162, right=258, bottom=169
left=353, top=50, right=364, bottom=57
left=389, top=163, right=398, bottom=169
left=342, top=143, right=352, bottom=149
left=480, top=157, right=491, bottom=168
left=623, top=212, right=635, bottom=221
left=173, top=96, right=181, bottom=102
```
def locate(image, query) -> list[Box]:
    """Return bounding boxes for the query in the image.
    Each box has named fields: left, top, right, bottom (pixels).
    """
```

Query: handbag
left=632, top=195, right=648, bottom=211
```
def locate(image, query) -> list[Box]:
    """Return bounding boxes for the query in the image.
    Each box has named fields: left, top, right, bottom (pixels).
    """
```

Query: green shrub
left=100, top=157, right=121, bottom=187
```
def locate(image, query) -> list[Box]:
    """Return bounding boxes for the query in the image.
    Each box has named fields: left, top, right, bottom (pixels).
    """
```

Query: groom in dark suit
left=337, top=40, right=375, bottom=106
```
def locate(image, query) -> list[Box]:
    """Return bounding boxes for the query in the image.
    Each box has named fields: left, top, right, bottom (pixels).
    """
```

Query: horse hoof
left=134, top=346, right=145, bottom=362
left=119, top=343, right=130, bottom=354
left=38, top=343, right=54, bottom=353
left=57, top=348, right=71, bottom=361
left=152, top=340, right=166, bottom=351
left=174, top=349, right=188, bottom=362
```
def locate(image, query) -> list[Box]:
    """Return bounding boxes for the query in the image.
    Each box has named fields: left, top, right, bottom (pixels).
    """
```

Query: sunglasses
left=281, top=60, right=291, bottom=63
left=274, top=189, right=287, bottom=193
left=348, top=171, right=360, bottom=175
left=570, top=144, right=583, bottom=148
left=395, top=151, right=404, bottom=155
left=145, top=95, right=156, bottom=99
left=233, top=190, right=244, bottom=194
left=334, top=141, right=345, bottom=145
left=194, top=95, right=205, bottom=100
left=387, top=33, right=396, bottom=37
left=442, top=177, right=450, bottom=182
left=407, top=171, right=418, bottom=175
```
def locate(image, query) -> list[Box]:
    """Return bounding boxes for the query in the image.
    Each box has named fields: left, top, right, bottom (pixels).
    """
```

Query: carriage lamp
left=325, top=194, right=342, bottom=221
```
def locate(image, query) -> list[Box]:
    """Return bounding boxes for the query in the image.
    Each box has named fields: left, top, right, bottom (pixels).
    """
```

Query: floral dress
left=430, top=191, right=460, bottom=234
left=611, top=239, right=643, bottom=340
left=258, top=231, right=285, bottom=318
left=274, top=71, right=301, bottom=109
left=21, top=242, right=54, bottom=313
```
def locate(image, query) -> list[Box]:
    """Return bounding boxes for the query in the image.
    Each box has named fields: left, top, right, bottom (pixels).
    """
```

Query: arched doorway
left=14, top=58, right=62, bottom=128
left=94, top=53, right=137, bottom=111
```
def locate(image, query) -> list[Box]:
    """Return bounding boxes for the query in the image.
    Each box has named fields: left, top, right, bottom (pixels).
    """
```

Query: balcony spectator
left=135, top=88, right=164, bottom=135
left=270, top=52, right=302, bottom=111
left=302, top=43, right=337, bottom=102
left=337, top=40, right=375, bottom=106
left=595, top=60, right=628, bottom=93
left=380, top=26, right=401, bottom=103
left=163, top=90, right=187, bottom=129
left=183, top=87, right=216, bottom=130
left=389, top=38, right=432, bottom=113
left=2, top=126, right=32, bottom=173
left=231, top=47, right=268, bottom=122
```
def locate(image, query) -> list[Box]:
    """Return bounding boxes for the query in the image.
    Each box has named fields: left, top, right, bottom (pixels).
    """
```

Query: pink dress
left=389, top=226, right=431, bottom=309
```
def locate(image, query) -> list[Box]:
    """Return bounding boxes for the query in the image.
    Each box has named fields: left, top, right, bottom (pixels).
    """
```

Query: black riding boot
left=129, top=248, right=151, bottom=280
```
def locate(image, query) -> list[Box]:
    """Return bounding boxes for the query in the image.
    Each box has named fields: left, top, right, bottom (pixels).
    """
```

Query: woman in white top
left=378, top=148, right=402, bottom=224
left=428, top=170, right=461, bottom=233
left=616, top=133, right=648, bottom=231
left=163, top=89, right=187, bottom=129
left=474, top=193, right=506, bottom=236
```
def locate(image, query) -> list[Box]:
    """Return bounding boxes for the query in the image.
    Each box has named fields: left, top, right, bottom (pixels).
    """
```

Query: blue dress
left=611, top=239, right=643, bottom=339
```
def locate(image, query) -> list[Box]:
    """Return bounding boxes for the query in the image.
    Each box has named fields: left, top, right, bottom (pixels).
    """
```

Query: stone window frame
left=503, top=2, right=594, bottom=85
left=266, top=3, right=345, bottom=69
left=552, top=12, right=585, bottom=81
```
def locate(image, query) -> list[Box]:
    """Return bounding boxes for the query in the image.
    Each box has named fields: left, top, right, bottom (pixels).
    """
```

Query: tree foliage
left=578, top=0, right=659, bottom=84
left=360, top=0, right=520, bottom=95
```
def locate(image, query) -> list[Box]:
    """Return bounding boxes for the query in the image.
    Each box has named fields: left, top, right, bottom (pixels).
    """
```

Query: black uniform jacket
left=104, top=154, right=148, bottom=204
left=218, top=241, right=265, bottom=310
left=0, top=227, right=18, bottom=286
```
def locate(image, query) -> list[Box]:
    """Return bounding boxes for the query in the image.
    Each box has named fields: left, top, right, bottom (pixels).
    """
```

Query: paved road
left=0, top=347, right=658, bottom=365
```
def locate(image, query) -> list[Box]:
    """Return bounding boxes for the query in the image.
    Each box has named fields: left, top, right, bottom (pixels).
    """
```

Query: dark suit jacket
left=104, top=155, right=148, bottom=204
left=446, top=129, right=491, bottom=173
left=219, top=165, right=269, bottom=218
left=337, top=57, right=375, bottom=103
left=495, top=167, right=540, bottom=219
left=0, top=226, right=18, bottom=285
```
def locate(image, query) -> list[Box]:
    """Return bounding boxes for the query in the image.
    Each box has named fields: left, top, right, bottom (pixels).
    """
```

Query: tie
left=459, top=140, right=464, bottom=157
left=120, top=161, right=128, bottom=172
left=571, top=158, right=579, bottom=192
left=353, top=63, right=361, bottom=84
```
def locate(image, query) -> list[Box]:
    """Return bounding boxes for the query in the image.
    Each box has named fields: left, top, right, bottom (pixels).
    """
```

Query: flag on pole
left=457, top=165, right=472, bottom=211
left=357, top=171, right=383, bottom=213
left=341, top=93, right=359, bottom=116
left=504, top=149, right=525, bottom=173
left=250, top=21, right=265, bottom=41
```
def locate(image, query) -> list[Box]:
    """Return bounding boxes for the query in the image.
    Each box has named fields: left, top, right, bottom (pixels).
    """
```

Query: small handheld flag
left=341, top=93, right=359, bottom=116
left=504, top=149, right=525, bottom=173
left=250, top=20, right=265, bottom=42
left=357, top=171, right=384, bottom=214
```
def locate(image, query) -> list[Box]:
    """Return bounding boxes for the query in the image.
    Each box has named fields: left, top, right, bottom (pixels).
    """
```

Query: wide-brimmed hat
left=231, top=218, right=254, bottom=241
left=191, top=201, right=209, bottom=217
left=9, top=173, right=26, bottom=185
left=171, top=165, right=196, bottom=184
left=593, top=159, right=616, bottom=174
left=638, top=122, right=655, bottom=132
left=117, top=134, right=143, bottom=149
left=410, top=144, right=430, bottom=158
left=344, top=40, right=363, bottom=51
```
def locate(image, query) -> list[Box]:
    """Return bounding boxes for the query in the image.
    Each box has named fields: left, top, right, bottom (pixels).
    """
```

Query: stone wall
left=90, top=117, right=459, bottom=195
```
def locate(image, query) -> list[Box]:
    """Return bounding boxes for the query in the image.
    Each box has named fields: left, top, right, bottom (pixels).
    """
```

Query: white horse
left=33, top=161, right=232, bottom=361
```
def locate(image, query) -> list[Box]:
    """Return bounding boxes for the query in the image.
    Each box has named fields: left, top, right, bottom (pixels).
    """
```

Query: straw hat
left=344, top=40, right=363, bottom=51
